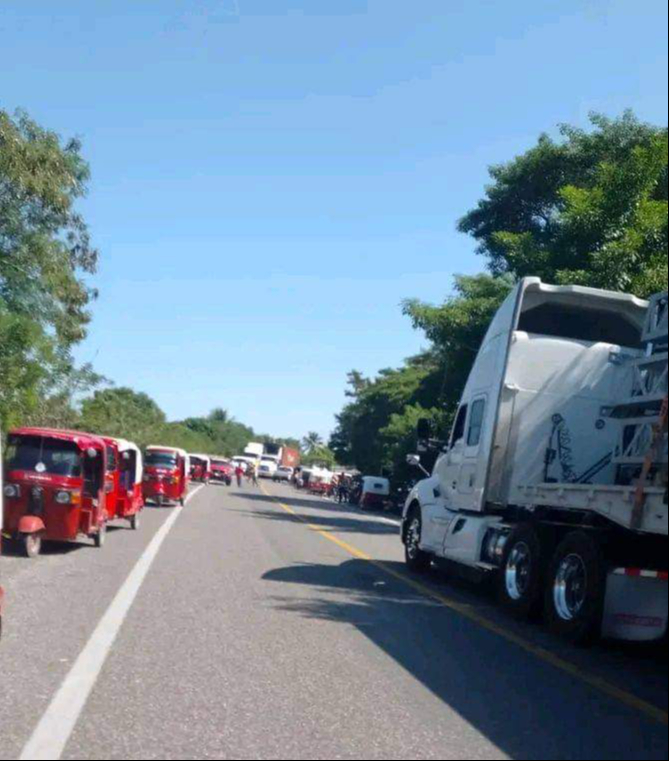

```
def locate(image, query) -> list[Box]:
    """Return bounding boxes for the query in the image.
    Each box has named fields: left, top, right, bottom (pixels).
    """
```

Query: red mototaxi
left=104, top=437, right=144, bottom=529
left=143, top=446, right=190, bottom=506
left=189, top=454, right=211, bottom=484
left=0, top=436, right=6, bottom=635
left=2, top=427, right=109, bottom=558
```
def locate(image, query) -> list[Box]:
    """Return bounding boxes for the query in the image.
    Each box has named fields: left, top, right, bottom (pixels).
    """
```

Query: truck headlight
left=55, top=490, right=74, bottom=505
left=3, top=483, right=21, bottom=499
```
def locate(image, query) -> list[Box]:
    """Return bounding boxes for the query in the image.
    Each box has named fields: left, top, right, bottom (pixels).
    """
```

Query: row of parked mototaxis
left=0, top=433, right=218, bottom=633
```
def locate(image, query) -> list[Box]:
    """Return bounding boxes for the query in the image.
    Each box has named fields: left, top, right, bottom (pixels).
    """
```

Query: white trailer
left=403, top=279, right=668, bottom=644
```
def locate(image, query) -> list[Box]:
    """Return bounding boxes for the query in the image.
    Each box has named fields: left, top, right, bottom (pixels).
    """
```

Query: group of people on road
left=235, top=462, right=259, bottom=488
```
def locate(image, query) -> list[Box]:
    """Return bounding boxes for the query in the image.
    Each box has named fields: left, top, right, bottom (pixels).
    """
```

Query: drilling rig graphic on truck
left=404, top=279, right=668, bottom=644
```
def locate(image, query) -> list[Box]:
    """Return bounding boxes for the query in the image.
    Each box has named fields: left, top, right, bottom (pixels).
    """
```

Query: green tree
left=302, top=446, right=337, bottom=469
left=459, top=112, right=668, bottom=297
left=0, top=109, right=99, bottom=428
left=80, top=388, right=166, bottom=445
left=302, top=432, right=324, bottom=453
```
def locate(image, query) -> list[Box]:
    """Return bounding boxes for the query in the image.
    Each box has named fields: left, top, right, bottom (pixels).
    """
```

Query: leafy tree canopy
left=0, top=109, right=99, bottom=428
left=459, top=112, right=668, bottom=297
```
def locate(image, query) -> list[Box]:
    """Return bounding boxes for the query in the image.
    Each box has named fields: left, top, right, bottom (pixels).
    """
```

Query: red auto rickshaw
left=1, top=436, right=6, bottom=636
left=189, top=454, right=211, bottom=484
left=105, top=438, right=144, bottom=530
left=102, top=436, right=122, bottom=522
left=143, top=446, right=190, bottom=507
left=2, top=427, right=109, bottom=558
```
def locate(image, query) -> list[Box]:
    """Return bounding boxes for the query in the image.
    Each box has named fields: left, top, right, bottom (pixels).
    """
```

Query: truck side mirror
left=86, top=448, right=98, bottom=459
left=417, top=418, right=432, bottom=442
left=407, top=454, right=422, bottom=467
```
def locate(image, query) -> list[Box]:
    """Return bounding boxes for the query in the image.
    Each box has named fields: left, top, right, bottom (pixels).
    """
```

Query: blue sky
left=1, top=0, right=667, bottom=440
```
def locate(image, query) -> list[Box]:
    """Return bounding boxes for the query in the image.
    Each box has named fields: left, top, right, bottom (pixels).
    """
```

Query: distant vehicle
left=143, top=447, right=190, bottom=507
left=3, top=427, right=109, bottom=557
left=0, top=434, right=6, bottom=636
left=211, top=459, right=233, bottom=486
left=189, top=454, right=211, bottom=484
left=259, top=456, right=279, bottom=478
left=273, top=466, right=294, bottom=482
left=281, top=447, right=301, bottom=469
left=244, top=442, right=265, bottom=459
left=359, top=477, right=391, bottom=511
left=404, top=280, right=668, bottom=644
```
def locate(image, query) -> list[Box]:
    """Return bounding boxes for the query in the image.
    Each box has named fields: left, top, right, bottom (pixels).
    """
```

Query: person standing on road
left=248, top=463, right=259, bottom=487
left=337, top=476, right=349, bottom=505
left=235, top=464, right=245, bottom=488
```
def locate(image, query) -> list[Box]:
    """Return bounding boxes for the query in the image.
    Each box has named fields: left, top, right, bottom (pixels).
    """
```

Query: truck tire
left=498, top=524, right=545, bottom=620
left=404, top=507, right=431, bottom=573
left=545, top=531, right=606, bottom=645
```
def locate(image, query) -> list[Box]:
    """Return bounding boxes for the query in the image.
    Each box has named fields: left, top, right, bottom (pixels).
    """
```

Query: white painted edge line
left=19, top=484, right=206, bottom=761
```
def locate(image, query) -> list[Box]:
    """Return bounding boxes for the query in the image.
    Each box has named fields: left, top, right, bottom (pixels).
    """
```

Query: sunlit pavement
left=0, top=482, right=667, bottom=760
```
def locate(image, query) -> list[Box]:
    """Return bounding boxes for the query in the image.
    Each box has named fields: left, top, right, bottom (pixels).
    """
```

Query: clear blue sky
left=1, top=1, right=667, bottom=440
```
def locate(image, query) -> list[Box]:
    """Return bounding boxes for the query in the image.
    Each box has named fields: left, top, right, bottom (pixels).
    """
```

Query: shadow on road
left=1, top=538, right=88, bottom=557
left=230, top=503, right=399, bottom=536
left=239, top=490, right=399, bottom=526
left=262, top=559, right=668, bottom=761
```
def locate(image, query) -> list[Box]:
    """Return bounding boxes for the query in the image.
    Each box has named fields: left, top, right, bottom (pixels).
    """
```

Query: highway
left=0, top=481, right=667, bottom=760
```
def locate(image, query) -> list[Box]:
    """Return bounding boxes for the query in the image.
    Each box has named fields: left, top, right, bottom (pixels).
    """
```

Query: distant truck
left=403, top=279, right=668, bottom=644
left=281, top=447, right=301, bottom=469
left=244, top=442, right=265, bottom=460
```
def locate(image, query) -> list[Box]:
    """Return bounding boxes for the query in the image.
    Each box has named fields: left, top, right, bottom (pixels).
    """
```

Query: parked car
left=273, top=466, right=294, bottom=483
left=211, top=459, right=233, bottom=486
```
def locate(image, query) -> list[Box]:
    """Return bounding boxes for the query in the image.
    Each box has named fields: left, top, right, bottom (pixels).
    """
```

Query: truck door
left=456, top=395, right=488, bottom=509
left=425, top=405, right=469, bottom=551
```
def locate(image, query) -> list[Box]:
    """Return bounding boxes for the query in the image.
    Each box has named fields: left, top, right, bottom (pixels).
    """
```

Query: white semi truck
left=403, top=278, right=668, bottom=644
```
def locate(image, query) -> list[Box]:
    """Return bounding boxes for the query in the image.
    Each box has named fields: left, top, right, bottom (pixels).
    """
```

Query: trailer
left=403, top=279, right=668, bottom=644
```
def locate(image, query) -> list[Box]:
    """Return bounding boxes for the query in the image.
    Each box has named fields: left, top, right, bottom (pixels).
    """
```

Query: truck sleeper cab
left=3, top=428, right=109, bottom=558
left=403, top=279, right=668, bottom=644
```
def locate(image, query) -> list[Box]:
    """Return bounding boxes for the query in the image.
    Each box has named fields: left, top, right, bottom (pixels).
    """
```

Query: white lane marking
left=19, top=485, right=206, bottom=761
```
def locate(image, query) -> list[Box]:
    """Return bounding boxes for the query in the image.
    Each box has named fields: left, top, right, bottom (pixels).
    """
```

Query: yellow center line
left=260, top=485, right=668, bottom=726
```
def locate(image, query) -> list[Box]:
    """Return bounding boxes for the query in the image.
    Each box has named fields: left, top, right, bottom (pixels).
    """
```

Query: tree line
left=0, top=107, right=306, bottom=456
left=1, top=109, right=666, bottom=469
left=330, top=112, right=668, bottom=485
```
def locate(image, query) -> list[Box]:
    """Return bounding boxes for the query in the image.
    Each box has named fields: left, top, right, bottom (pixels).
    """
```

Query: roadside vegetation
left=330, top=112, right=668, bottom=484
left=1, top=109, right=666, bottom=469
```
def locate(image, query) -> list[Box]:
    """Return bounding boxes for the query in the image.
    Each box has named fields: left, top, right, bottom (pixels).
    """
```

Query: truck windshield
left=145, top=452, right=178, bottom=468
left=6, top=435, right=82, bottom=478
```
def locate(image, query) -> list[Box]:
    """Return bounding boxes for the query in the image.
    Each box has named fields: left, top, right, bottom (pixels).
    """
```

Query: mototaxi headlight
left=3, top=483, right=20, bottom=499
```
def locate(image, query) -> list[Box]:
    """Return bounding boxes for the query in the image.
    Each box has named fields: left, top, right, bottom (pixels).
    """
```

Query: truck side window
left=451, top=405, right=468, bottom=446
left=467, top=399, right=486, bottom=447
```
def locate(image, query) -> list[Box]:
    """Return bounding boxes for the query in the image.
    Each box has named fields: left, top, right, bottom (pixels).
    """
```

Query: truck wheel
left=545, top=531, right=606, bottom=645
left=404, top=508, right=431, bottom=573
left=498, top=524, right=545, bottom=620
left=94, top=522, right=107, bottom=548
left=22, top=533, right=42, bottom=559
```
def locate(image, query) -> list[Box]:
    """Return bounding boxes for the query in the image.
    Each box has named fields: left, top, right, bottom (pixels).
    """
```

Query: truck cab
left=403, top=279, right=667, bottom=644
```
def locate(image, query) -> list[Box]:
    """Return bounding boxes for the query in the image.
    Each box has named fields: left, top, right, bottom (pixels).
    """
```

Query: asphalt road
left=0, top=481, right=667, bottom=760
